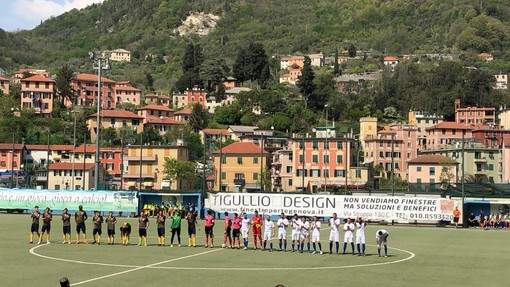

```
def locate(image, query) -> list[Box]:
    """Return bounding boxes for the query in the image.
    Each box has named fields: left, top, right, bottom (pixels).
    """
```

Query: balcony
left=123, top=173, right=157, bottom=179
left=124, top=155, right=157, bottom=162
left=233, top=178, right=245, bottom=186
left=474, top=157, right=487, bottom=163
left=474, top=170, right=487, bottom=175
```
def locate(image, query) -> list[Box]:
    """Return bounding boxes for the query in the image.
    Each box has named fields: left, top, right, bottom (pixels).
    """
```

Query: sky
left=0, top=0, right=104, bottom=31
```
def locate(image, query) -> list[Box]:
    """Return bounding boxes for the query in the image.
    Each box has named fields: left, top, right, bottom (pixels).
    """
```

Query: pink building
left=115, top=81, right=141, bottom=105
left=0, top=144, right=23, bottom=173
left=407, top=155, right=457, bottom=184
left=363, top=124, right=418, bottom=179
left=471, top=124, right=510, bottom=148
left=72, top=73, right=117, bottom=109
left=138, top=105, right=174, bottom=122
left=145, top=93, right=172, bottom=106
left=20, top=75, right=55, bottom=115
left=425, top=122, right=472, bottom=150
left=455, top=99, right=495, bottom=125
left=174, top=108, right=191, bottom=122
left=501, top=135, right=510, bottom=183
left=172, top=87, right=207, bottom=108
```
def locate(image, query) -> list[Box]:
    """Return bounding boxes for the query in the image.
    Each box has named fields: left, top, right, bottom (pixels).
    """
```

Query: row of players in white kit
left=244, top=212, right=389, bottom=257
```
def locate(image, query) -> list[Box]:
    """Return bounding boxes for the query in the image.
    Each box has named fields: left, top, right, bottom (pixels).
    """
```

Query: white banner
left=206, top=193, right=458, bottom=222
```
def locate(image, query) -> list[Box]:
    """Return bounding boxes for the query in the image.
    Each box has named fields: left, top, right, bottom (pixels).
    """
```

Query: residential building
left=123, top=143, right=189, bottom=191
left=145, top=117, right=182, bottom=135
left=363, top=124, right=418, bottom=180
left=228, top=125, right=258, bottom=141
left=115, top=81, right=141, bottom=105
left=407, top=155, right=457, bottom=184
left=280, top=56, right=305, bottom=70
left=49, top=145, right=74, bottom=163
left=20, top=75, right=55, bottom=115
left=359, top=117, right=378, bottom=147
left=498, top=108, right=510, bottom=130
left=14, top=69, right=50, bottom=82
left=0, top=68, right=5, bottom=76
left=0, top=144, right=23, bottom=174
left=212, top=142, right=269, bottom=192
left=501, top=135, right=510, bottom=183
left=425, top=121, right=472, bottom=150
left=289, top=128, right=357, bottom=192
left=72, top=73, right=116, bottom=109
left=48, top=162, right=97, bottom=190
left=0, top=76, right=9, bottom=95
left=279, top=68, right=302, bottom=85
left=479, top=53, right=493, bottom=62
left=271, top=147, right=294, bottom=192
left=408, top=110, right=444, bottom=149
left=172, top=87, right=207, bottom=108
left=494, top=73, right=508, bottom=90
left=138, top=105, right=174, bottom=121
left=200, top=129, right=232, bottom=144
left=455, top=99, right=496, bottom=125
left=174, top=108, right=192, bottom=122
left=383, top=56, right=399, bottom=70
left=222, top=77, right=238, bottom=89
left=308, top=53, right=324, bottom=67
left=421, top=140, right=501, bottom=183
left=108, top=49, right=131, bottom=62
left=471, top=124, right=509, bottom=148
left=86, top=110, right=143, bottom=141
left=144, top=93, right=172, bottom=106
left=335, top=72, right=381, bottom=94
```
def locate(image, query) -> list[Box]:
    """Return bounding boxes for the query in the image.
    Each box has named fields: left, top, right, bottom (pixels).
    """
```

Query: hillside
left=1, top=0, right=510, bottom=75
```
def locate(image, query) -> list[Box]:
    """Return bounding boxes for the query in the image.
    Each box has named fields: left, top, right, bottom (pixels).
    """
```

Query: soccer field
left=1, top=213, right=508, bottom=287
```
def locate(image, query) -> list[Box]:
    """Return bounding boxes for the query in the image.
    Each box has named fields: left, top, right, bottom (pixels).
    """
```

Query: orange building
left=115, top=81, right=141, bottom=106
left=71, top=73, right=116, bottom=109
left=455, top=99, right=495, bottom=125
left=20, top=75, right=55, bottom=115
left=0, top=76, right=9, bottom=95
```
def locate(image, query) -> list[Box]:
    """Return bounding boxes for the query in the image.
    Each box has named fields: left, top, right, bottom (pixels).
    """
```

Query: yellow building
left=107, top=49, right=131, bottom=62
left=86, top=110, right=143, bottom=141
left=213, top=142, right=269, bottom=192
left=0, top=76, right=9, bottom=95
left=123, top=143, right=190, bottom=191
left=48, top=162, right=98, bottom=190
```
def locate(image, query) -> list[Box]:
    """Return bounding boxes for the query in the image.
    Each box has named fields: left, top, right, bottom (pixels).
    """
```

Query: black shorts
left=233, top=228, right=241, bottom=238
left=139, top=228, right=147, bottom=237
left=63, top=225, right=71, bottom=235
left=157, top=227, right=165, bottom=237
left=76, top=223, right=86, bottom=234
left=121, top=230, right=131, bottom=236
left=93, top=228, right=102, bottom=235
left=453, top=217, right=459, bottom=223
left=188, top=226, right=196, bottom=236
left=205, top=226, right=214, bottom=237
left=108, top=229, right=115, bottom=236
left=225, top=227, right=231, bottom=236
left=31, top=223, right=39, bottom=233
left=41, top=224, right=51, bottom=233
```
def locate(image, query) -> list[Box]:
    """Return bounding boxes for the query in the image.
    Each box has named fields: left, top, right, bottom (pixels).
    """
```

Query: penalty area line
left=70, top=248, right=221, bottom=286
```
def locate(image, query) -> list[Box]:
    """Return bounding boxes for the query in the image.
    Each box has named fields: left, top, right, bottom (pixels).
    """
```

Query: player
left=29, top=206, right=41, bottom=244
left=355, top=217, right=366, bottom=256
left=241, top=212, right=251, bottom=250
left=61, top=208, right=71, bottom=244
left=40, top=207, right=52, bottom=244
left=251, top=210, right=263, bottom=250
left=277, top=213, right=289, bottom=251
left=106, top=211, right=117, bottom=245
left=453, top=207, right=461, bottom=228
left=328, top=213, right=341, bottom=254
left=222, top=212, right=233, bottom=248
left=376, top=229, right=389, bottom=257
left=185, top=211, right=199, bottom=247
left=92, top=211, right=103, bottom=245
left=232, top=213, right=242, bottom=249
left=156, top=209, right=166, bottom=246
left=291, top=214, right=300, bottom=252
left=74, top=205, right=88, bottom=244
left=120, top=222, right=131, bottom=246
left=204, top=210, right=215, bottom=248
left=342, top=218, right=355, bottom=255
left=170, top=209, right=182, bottom=247
left=263, top=215, right=275, bottom=251
left=138, top=211, right=149, bottom=246
left=299, top=216, right=310, bottom=253
left=311, top=216, right=322, bottom=254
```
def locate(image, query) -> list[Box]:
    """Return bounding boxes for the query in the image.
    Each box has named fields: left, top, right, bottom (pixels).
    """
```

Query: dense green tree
left=213, top=103, right=242, bottom=125
left=163, top=157, right=197, bottom=190
left=55, top=64, right=75, bottom=108
left=188, top=103, right=209, bottom=132
left=233, top=42, right=270, bottom=87
left=200, top=58, right=230, bottom=93
left=334, top=48, right=340, bottom=76
left=348, top=44, right=357, bottom=58
left=297, top=56, right=316, bottom=109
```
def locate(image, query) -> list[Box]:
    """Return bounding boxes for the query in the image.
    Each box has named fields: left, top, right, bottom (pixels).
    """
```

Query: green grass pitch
left=1, top=213, right=508, bottom=287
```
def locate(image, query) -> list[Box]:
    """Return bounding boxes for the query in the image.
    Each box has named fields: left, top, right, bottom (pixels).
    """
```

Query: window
left=0, top=161, right=5, bottom=167
left=286, top=166, right=293, bottom=173
left=253, top=173, right=258, bottom=180
left=312, top=155, right=318, bottom=163
left=379, top=142, right=384, bottom=147
left=417, top=178, right=422, bottom=183
left=234, top=173, right=244, bottom=180
left=107, top=152, right=114, bottom=159
left=334, top=170, right=345, bottom=177
left=55, top=184, right=60, bottom=190
left=299, top=141, right=304, bottom=149
left=324, top=169, right=329, bottom=178
left=312, top=141, right=318, bottom=150
left=253, top=157, right=258, bottom=164
left=429, top=178, right=435, bottom=184
left=311, top=169, right=320, bottom=177
left=442, top=129, right=446, bottom=135
left=489, top=152, right=494, bottom=160
left=221, top=172, right=226, bottom=180
left=106, top=163, right=114, bottom=170
left=237, top=157, right=243, bottom=165
left=299, top=155, right=304, bottom=163
left=474, top=152, right=482, bottom=159
left=288, top=153, right=293, bottom=161
left=355, top=169, right=361, bottom=178
left=288, top=179, right=293, bottom=186
left=324, top=155, right=329, bottom=163
left=221, top=157, right=226, bottom=164
left=379, top=152, right=384, bottom=158
left=429, top=167, right=435, bottom=175
left=297, top=169, right=307, bottom=177
left=488, top=164, right=494, bottom=171
left=417, top=167, right=422, bottom=172
left=336, top=155, right=343, bottom=163
left=337, top=141, right=343, bottom=149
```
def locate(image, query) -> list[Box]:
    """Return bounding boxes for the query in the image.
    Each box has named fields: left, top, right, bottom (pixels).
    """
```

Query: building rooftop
left=88, top=110, right=143, bottom=119
left=174, top=108, right=192, bottom=115
left=426, top=121, right=472, bottom=130
left=214, top=142, right=268, bottom=155
left=202, top=128, right=231, bottom=135
left=228, top=125, right=258, bottom=133
left=20, top=74, right=54, bottom=83
left=74, top=73, right=116, bottom=84
left=49, top=162, right=95, bottom=170
left=138, top=105, right=173, bottom=112
left=408, top=155, right=457, bottom=164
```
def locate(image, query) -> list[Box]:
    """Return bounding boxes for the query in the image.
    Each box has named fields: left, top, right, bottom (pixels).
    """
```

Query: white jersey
left=241, top=218, right=250, bottom=230
left=343, top=222, right=355, bottom=243
left=264, top=220, right=275, bottom=234
left=355, top=222, right=366, bottom=244
left=329, top=218, right=341, bottom=242
left=376, top=229, right=389, bottom=243
left=300, top=220, right=310, bottom=238
left=291, top=218, right=300, bottom=240
left=311, top=221, right=321, bottom=242
left=277, top=218, right=288, bottom=239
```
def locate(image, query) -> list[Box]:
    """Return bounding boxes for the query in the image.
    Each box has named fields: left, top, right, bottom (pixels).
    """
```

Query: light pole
left=218, top=134, right=223, bottom=192
left=301, top=132, right=305, bottom=193
left=89, top=51, right=111, bottom=191
left=70, top=110, right=78, bottom=190
left=324, top=128, right=330, bottom=193
left=139, top=133, right=143, bottom=192
left=391, top=134, right=395, bottom=196
left=325, top=104, right=329, bottom=126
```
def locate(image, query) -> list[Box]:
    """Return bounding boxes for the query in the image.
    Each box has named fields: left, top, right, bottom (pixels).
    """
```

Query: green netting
left=409, top=183, right=510, bottom=198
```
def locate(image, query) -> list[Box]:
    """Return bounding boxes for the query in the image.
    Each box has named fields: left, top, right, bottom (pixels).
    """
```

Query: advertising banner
left=0, top=189, right=138, bottom=212
left=206, top=193, right=458, bottom=221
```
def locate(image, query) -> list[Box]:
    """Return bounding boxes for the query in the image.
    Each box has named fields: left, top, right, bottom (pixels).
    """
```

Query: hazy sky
left=0, top=0, right=104, bottom=31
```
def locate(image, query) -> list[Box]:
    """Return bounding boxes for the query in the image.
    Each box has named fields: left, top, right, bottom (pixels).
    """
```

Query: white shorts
left=377, top=238, right=387, bottom=245
left=241, top=229, right=249, bottom=238
left=292, top=230, right=300, bottom=241
left=300, top=232, right=309, bottom=239
left=344, top=233, right=353, bottom=243
left=264, top=231, right=272, bottom=241
left=278, top=229, right=287, bottom=240
left=329, top=230, right=339, bottom=242
left=312, top=232, right=320, bottom=243
left=356, top=235, right=365, bottom=244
